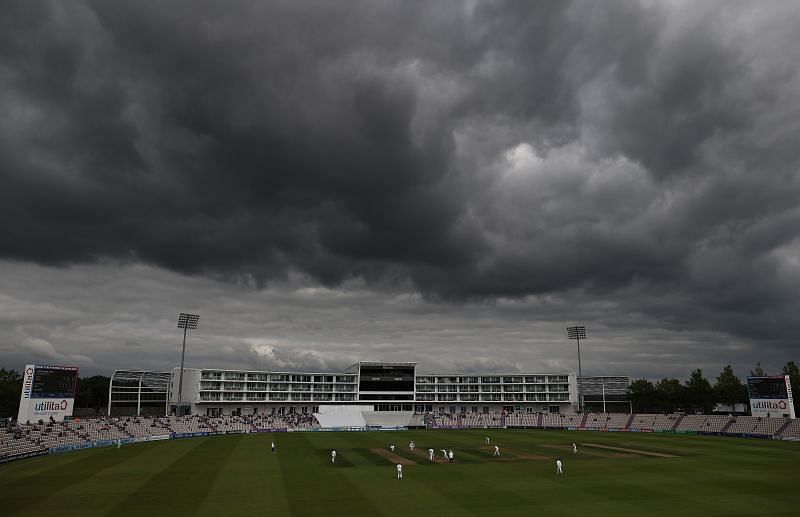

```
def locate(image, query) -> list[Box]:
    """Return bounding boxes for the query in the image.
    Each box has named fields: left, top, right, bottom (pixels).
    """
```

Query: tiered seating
left=651, top=414, right=676, bottom=431
left=119, top=417, right=173, bottom=437
left=1, top=413, right=324, bottom=462
left=504, top=413, right=538, bottom=427
left=777, top=419, right=800, bottom=438
left=541, top=413, right=564, bottom=428
left=629, top=414, right=657, bottom=429
left=674, top=415, right=704, bottom=431
left=607, top=413, right=632, bottom=428
left=675, top=415, right=731, bottom=432
left=725, top=416, right=761, bottom=434
left=429, top=412, right=461, bottom=428
left=584, top=413, right=604, bottom=429
left=170, top=416, right=217, bottom=434
left=750, top=417, right=787, bottom=436
left=68, top=418, right=131, bottom=442
left=560, top=414, right=583, bottom=428
left=462, top=412, right=502, bottom=428
left=4, top=411, right=798, bottom=463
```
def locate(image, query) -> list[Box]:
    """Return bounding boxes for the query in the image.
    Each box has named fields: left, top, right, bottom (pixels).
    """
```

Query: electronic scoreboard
left=748, top=375, right=795, bottom=419
left=17, top=364, right=79, bottom=422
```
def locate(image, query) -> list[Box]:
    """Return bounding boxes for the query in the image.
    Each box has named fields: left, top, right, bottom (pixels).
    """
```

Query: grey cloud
left=0, top=0, right=799, bottom=372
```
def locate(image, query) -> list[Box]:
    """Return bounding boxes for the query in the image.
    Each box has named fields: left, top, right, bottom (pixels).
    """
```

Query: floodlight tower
left=176, top=313, right=200, bottom=416
left=566, top=325, right=587, bottom=413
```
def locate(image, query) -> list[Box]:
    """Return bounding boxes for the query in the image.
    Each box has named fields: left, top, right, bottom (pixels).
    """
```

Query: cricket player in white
left=448, top=450, right=454, bottom=463
left=409, top=440, right=415, bottom=450
left=493, top=445, right=500, bottom=457
left=117, top=439, right=121, bottom=449
left=556, top=458, right=563, bottom=474
left=428, top=448, right=434, bottom=462
left=390, top=444, right=395, bottom=452
left=331, top=450, right=336, bottom=463
left=572, top=443, right=577, bottom=454
left=396, top=464, right=403, bottom=479
left=271, top=441, right=275, bottom=453
left=441, top=448, right=448, bottom=460
left=485, top=436, right=490, bottom=445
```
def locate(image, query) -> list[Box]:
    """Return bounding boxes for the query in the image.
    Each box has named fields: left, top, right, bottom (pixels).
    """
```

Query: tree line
left=0, top=369, right=110, bottom=418
left=628, top=362, right=800, bottom=415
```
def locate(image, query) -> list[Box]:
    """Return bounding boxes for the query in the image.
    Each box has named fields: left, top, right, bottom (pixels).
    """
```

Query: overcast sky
left=1, top=0, right=799, bottom=381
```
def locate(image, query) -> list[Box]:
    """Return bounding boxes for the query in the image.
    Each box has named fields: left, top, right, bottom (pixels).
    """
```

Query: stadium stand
left=0, top=413, right=322, bottom=462
left=776, top=418, right=800, bottom=438
left=560, top=414, right=584, bottom=428
left=725, top=416, right=766, bottom=435
left=3, top=412, right=799, bottom=464
left=675, top=415, right=731, bottom=433
left=504, top=413, right=538, bottom=427
left=541, top=413, right=565, bottom=428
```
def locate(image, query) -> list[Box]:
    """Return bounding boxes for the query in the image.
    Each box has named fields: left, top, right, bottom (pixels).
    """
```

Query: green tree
left=628, top=378, right=657, bottom=413
left=750, top=362, right=766, bottom=377
left=684, top=369, right=714, bottom=414
left=75, top=376, right=110, bottom=413
left=0, top=368, right=23, bottom=418
left=714, top=365, right=747, bottom=414
left=782, top=361, right=800, bottom=415
left=654, top=378, right=685, bottom=412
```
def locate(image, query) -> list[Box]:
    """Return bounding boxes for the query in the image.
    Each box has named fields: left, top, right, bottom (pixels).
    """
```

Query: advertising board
left=748, top=375, right=795, bottom=419
left=17, top=365, right=79, bottom=422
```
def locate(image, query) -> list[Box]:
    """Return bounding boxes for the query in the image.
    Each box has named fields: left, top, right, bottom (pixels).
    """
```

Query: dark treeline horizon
left=628, top=362, right=799, bottom=415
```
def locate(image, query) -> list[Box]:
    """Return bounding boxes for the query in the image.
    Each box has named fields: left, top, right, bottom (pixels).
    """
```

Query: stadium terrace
left=108, top=361, right=630, bottom=423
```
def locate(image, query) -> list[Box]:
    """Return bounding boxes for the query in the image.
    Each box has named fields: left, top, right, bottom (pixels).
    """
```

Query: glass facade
left=118, top=362, right=580, bottom=416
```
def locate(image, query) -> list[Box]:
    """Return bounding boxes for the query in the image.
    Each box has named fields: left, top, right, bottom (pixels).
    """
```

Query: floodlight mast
left=566, top=325, right=587, bottom=413
left=176, top=313, right=199, bottom=416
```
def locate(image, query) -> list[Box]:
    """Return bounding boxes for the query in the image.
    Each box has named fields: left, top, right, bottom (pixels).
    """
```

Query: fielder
left=493, top=445, right=500, bottom=457
left=271, top=441, right=275, bottom=453
left=441, top=448, right=448, bottom=460
left=556, top=458, right=563, bottom=475
left=448, top=449, right=454, bottom=463
left=485, top=436, right=490, bottom=445
left=428, top=448, right=435, bottom=462
left=331, top=450, right=337, bottom=463
left=396, top=463, right=403, bottom=480
left=572, top=443, right=577, bottom=454
left=390, top=444, right=395, bottom=452
left=409, top=440, right=415, bottom=450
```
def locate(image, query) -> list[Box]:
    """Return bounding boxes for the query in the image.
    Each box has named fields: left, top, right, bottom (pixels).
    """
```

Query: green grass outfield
left=1, top=429, right=798, bottom=516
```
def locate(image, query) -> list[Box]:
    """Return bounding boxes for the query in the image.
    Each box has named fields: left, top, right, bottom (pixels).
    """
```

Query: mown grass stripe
left=110, top=435, right=240, bottom=515
left=2, top=442, right=154, bottom=513
left=278, top=433, right=384, bottom=516
left=195, top=432, right=290, bottom=515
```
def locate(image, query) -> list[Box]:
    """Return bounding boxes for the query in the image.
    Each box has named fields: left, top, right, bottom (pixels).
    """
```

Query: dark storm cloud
left=1, top=0, right=800, bottom=354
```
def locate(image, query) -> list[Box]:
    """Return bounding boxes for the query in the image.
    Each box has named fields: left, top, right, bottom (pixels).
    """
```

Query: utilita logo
left=752, top=400, right=788, bottom=410
left=22, top=367, right=34, bottom=399
left=34, top=400, right=69, bottom=411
